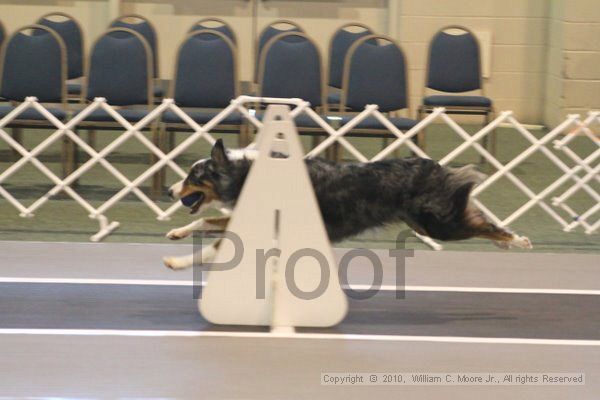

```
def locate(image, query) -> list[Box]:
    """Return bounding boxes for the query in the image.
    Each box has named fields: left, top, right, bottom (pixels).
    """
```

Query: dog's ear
left=211, top=139, right=229, bottom=168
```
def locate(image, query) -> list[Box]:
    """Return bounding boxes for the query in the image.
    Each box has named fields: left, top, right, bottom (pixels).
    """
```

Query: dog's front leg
left=166, top=216, right=230, bottom=240
left=166, top=218, right=207, bottom=240
left=163, top=239, right=222, bottom=270
left=164, top=216, right=229, bottom=270
left=163, top=254, right=194, bottom=270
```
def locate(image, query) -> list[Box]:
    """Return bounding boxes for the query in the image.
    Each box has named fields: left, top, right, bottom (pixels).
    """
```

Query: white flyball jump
left=200, top=105, right=348, bottom=331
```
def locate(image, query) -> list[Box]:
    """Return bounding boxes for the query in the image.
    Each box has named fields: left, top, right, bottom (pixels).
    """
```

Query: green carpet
left=0, top=124, right=598, bottom=253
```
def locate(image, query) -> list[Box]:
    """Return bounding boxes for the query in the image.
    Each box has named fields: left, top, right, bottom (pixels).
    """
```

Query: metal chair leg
left=87, top=129, right=97, bottom=150
left=311, top=135, right=321, bottom=150
left=62, top=131, right=79, bottom=187
left=414, top=107, right=427, bottom=156
left=150, top=122, right=163, bottom=199
left=416, top=107, right=426, bottom=151
left=382, top=136, right=389, bottom=152
left=61, top=136, right=70, bottom=178
left=168, top=130, right=176, bottom=152
left=159, top=124, right=169, bottom=190
left=239, top=124, right=250, bottom=147
left=481, top=111, right=493, bottom=165
left=11, top=127, right=23, bottom=161
left=489, top=110, right=497, bottom=158
left=393, top=138, right=401, bottom=159
left=333, top=142, right=341, bottom=162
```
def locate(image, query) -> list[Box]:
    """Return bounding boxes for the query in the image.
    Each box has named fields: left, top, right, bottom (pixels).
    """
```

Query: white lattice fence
left=0, top=96, right=598, bottom=245
left=551, top=111, right=600, bottom=234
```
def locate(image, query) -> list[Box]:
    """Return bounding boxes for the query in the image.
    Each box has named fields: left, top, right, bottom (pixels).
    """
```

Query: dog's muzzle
left=181, top=192, right=205, bottom=214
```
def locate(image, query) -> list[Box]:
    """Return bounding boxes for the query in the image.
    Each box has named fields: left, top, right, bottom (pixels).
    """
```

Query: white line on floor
left=378, top=285, right=600, bottom=296
left=0, top=277, right=194, bottom=286
left=0, top=328, right=598, bottom=346
left=0, top=240, right=191, bottom=247
left=1, top=277, right=600, bottom=295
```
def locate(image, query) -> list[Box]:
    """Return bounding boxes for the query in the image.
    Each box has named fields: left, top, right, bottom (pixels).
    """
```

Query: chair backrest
left=85, top=28, right=153, bottom=106
left=36, top=12, right=84, bottom=80
left=426, top=26, right=482, bottom=93
left=189, top=18, right=236, bottom=45
left=255, top=20, right=304, bottom=82
left=110, top=14, right=158, bottom=77
left=342, top=35, right=408, bottom=113
left=0, top=20, right=5, bottom=50
left=171, top=29, right=238, bottom=109
left=258, top=32, right=323, bottom=108
left=0, top=24, right=66, bottom=104
left=328, top=23, right=373, bottom=89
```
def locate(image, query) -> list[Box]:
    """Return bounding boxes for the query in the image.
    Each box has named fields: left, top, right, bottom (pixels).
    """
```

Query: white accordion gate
left=0, top=96, right=598, bottom=246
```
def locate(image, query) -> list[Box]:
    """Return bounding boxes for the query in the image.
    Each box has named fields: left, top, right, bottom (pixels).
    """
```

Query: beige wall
left=544, top=0, right=565, bottom=127
left=254, top=0, right=388, bottom=74
left=0, top=0, right=598, bottom=125
left=0, top=0, right=109, bottom=53
left=122, top=0, right=389, bottom=83
left=544, top=0, right=600, bottom=126
left=121, top=1, right=255, bottom=81
left=394, top=0, right=549, bottom=123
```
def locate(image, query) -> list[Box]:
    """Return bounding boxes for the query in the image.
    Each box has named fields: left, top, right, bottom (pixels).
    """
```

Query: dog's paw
left=492, top=235, right=532, bottom=250
left=163, top=256, right=191, bottom=270
left=166, top=228, right=191, bottom=240
left=511, top=235, right=533, bottom=250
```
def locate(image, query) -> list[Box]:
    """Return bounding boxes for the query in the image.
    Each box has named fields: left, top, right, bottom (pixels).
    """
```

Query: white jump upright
left=200, top=105, right=348, bottom=331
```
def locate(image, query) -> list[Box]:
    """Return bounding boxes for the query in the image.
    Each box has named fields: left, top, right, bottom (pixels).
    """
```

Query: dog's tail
left=445, top=164, right=487, bottom=218
left=415, top=163, right=486, bottom=240
left=448, top=164, right=487, bottom=188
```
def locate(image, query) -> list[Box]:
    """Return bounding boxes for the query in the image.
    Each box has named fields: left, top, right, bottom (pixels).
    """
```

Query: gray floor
left=0, top=241, right=599, bottom=399
left=1, top=336, right=599, bottom=400
left=1, top=283, right=599, bottom=339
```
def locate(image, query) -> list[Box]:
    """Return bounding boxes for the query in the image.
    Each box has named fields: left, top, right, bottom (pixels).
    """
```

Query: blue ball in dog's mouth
left=181, top=192, right=204, bottom=208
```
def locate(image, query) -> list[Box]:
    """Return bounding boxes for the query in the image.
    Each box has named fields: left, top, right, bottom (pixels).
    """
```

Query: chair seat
left=67, top=83, right=82, bottom=95
left=154, top=84, right=164, bottom=98
left=162, top=109, right=243, bottom=125
left=423, top=95, right=492, bottom=108
left=327, top=91, right=341, bottom=105
left=74, top=108, right=149, bottom=122
left=257, top=112, right=326, bottom=128
left=340, top=115, right=418, bottom=131
left=0, top=105, right=67, bottom=121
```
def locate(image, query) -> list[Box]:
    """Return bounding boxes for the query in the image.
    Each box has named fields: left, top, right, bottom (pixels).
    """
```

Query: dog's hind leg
left=166, top=216, right=230, bottom=240
left=477, top=224, right=532, bottom=250
left=164, top=239, right=223, bottom=270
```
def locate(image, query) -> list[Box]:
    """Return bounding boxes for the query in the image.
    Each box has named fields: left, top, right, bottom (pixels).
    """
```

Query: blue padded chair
left=79, top=27, right=161, bottom=193
left=37, top=13, right=84, bottom=98
left=254, top=20, right=304, bottom=83
left=77, top=27, right=153, bottom=124
left=82, top=28, right=153, bottom=115
left=109, top=14, right=163, bottom=99
left=418, top=26, right=494, bottom=153
left=339, top=34, right=417, bottom=137
left=0, top=25, right=70, bottom=172
left=188, top=18, right=237, bottom=45
left=327, top=23, right=373, bottom=109
left=0, top=20, right=5, bottom=56
left=258, top=31, right=328, bottom=133
left=0, top=25, right=67, bottom=122
left=0, top=21, right=4, bottom=100
left=163, top=29, right=244, bottom=145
